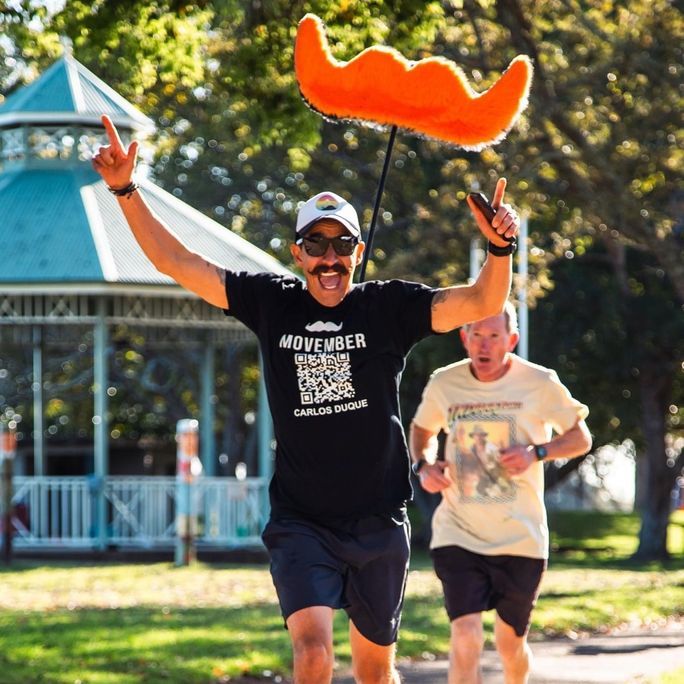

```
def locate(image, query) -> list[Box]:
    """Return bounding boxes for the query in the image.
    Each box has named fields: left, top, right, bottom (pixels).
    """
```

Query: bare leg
left=448, top=613, right=484, bottom=684
left=494, top=614, right=532, bottom=684
left=286, top=606, right=335, bottom=684
left=349, top=620, right=400, bottom=683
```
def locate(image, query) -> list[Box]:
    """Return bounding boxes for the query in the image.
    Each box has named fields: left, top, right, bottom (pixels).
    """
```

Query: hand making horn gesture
left=466, top=178, right=520, bottom=249
left=92, top=115, right=139, bottom=192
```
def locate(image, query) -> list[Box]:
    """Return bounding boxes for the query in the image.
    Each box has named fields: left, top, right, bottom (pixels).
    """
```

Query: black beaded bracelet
left=488, top=238, right=517, bottom=257
left=107, top=181, right=139, bottom=199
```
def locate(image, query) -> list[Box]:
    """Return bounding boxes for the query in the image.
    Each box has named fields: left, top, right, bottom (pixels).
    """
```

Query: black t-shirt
left=224, top=271, right=437, bottom=524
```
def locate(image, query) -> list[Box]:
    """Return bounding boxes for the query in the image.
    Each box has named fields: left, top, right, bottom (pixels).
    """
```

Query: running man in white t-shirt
left=410, top=301, right=592, bottom=684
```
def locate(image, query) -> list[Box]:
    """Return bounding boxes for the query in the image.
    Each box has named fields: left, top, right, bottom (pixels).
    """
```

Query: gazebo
left=0, top=53, right=291, bottom=550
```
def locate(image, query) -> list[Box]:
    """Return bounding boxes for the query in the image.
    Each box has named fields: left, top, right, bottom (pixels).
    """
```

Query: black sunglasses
left=296, top=234, right=358, bottom=257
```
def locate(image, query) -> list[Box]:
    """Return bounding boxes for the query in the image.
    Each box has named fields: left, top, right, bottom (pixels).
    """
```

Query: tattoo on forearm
left=431, top=290, right=449, bottom=313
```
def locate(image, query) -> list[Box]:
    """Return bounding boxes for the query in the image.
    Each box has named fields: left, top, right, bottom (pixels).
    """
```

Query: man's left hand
left=498, top=444, right=535, bottom=476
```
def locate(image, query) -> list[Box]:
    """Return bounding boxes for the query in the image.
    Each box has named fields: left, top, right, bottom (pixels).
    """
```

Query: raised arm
left=431, top=178, right=519, bottom=333
left=92, top=116, right=229, bottom=309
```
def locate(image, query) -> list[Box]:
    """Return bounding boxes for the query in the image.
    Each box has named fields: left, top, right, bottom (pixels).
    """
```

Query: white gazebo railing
left=8, top=476, right=269, bottom=550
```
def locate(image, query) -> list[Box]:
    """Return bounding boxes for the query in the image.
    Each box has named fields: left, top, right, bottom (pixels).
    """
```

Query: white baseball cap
left=295, top=191, right=361, bottom=238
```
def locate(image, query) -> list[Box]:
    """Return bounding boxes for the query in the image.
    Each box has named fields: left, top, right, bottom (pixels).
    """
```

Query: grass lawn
left=0, top=511, right=682, bottom=683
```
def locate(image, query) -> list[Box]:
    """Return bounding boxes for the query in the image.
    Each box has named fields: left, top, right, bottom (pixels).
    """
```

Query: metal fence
left=7, top=476, right=269, bottom=550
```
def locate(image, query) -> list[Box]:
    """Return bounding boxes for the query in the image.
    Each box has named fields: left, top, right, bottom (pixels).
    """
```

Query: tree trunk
left=633, top=366, right=675, bottom=561
left=634, top=450, right=649, bottom=513
left=639, top=230, right=684, bottom=306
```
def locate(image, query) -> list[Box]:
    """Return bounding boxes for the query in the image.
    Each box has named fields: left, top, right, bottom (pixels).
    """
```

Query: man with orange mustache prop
left=93, top=114, right=519, bottom=683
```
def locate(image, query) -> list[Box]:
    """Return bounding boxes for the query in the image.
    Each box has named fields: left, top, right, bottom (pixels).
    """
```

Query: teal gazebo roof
left=0, top=53, right=292, bottom=289
left=0, top=167, right=291, bottom=286
left=0, top=53, right=154, bottom=131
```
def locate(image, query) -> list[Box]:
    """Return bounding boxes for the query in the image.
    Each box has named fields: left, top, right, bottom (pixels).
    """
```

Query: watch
left=487, top=238, right=517, bottom=256
left=411, top=459, right=427, bottom=476
left=534, top=444, right=548, bottom=461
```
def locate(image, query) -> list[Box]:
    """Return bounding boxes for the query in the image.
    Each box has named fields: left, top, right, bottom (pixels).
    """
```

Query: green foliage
left=493, top=0, right=683, bottom=298
left=1, top=1, right=211, bottom=107
left=530, top=244, right=683, bottom=450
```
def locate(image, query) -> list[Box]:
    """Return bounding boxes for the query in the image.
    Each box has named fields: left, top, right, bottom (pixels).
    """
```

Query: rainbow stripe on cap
left=315, top=194, right=340, bottom=211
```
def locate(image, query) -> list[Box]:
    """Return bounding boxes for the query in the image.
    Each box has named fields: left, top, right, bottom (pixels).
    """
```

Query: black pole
left=358, top=125, right=398, bottom=282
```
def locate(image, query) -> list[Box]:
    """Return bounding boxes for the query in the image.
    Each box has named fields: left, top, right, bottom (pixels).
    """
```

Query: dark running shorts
left=431, top=545, right=546, bottom=637
left=261, top=513, right=411, bottom=646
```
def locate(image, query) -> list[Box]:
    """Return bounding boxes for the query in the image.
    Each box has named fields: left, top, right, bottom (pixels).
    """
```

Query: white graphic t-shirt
left=413, top=355, right=589, bottom=559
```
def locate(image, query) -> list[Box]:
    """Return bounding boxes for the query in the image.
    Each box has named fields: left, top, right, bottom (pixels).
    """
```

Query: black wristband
left=488, top=238, right=517, bottom=256
left=108, top=181, right=139, bottom=199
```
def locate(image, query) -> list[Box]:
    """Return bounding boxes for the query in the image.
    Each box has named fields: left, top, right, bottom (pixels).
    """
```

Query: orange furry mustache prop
left=295, top=13, right=533, bottom=149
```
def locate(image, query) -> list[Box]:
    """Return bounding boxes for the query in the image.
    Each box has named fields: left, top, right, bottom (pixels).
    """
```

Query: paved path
left=332, top=626, right=684, bottom=684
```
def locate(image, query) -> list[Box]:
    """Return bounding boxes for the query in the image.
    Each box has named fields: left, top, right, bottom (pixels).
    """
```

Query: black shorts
left=431, top=545, right=546, bottom=637
left=261, top=513, right=411, bottom=646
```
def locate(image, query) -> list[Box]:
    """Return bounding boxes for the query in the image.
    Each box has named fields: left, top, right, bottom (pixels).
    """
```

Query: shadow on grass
left=572, top=641, right=680, bottom=656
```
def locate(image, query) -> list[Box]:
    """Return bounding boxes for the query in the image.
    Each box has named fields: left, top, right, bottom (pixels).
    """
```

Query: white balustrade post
left=1, top=424, right=17, bottom=564
left=175, top=419, right=202, bottom=566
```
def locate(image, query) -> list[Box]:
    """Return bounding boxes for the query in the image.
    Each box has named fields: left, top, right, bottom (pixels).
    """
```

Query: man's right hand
left=92, top=115, right=139, bottom=190
left=418, top=461, right=451, bottom=494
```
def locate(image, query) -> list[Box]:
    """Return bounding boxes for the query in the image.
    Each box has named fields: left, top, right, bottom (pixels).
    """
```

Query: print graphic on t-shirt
left=449, top=415, right=517, bottom=504
left=295, top=352, right=356, bottom=404
left=305, top=320, right=343, bottom=332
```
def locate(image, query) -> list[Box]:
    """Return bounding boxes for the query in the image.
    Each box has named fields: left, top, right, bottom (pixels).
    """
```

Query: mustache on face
left=310, top=263, right=349, bottom=276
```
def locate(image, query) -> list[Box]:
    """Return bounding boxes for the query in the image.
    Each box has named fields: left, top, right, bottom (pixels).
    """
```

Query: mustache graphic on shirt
left=305, top=321, right=344, bottom=332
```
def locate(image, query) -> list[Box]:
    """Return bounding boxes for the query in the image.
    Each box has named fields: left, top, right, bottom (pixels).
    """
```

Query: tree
left=4, top=1, right=682, bottom=556
left=531, top=243, right=683, bottom=559
left=491, top=0, right=683, bottom=294
left=0, top=1, right=211, bottom=104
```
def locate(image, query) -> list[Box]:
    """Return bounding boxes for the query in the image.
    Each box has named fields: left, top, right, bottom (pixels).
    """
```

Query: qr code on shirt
left=295, top=353, right=356, bottom=404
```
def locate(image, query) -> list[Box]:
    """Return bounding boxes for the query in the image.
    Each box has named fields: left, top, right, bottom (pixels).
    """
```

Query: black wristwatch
left=488, top=238, right=517, bottom=256
left=534, top=444, right=548, bottom=461
left=411, top=459, right=427, bottom=476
